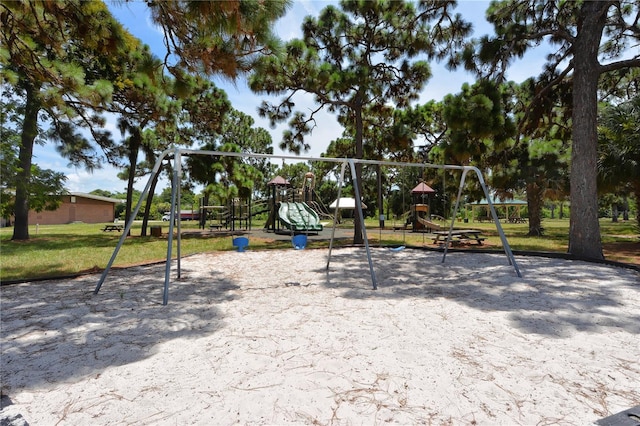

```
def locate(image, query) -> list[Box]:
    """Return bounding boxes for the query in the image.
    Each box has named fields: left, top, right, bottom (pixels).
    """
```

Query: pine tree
left=250, top=0, right=471, bottom=243
left=1, top=0, right=132, bottom=240
left=469, top=0, right=640, bottom=259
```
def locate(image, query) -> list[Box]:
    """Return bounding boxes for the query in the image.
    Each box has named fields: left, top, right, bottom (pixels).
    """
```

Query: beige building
left=27, top=192, right=123, bottom=225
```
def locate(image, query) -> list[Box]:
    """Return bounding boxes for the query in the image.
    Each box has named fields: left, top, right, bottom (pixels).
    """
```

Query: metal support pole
left=442, top=168, right=470, bottom=262
left=472, top=167, right=521, bottom=277
left=176, top=151, right=182, bottom=279
left=442, top=167, right=521, bottom=278
left=349, top=159, right=377, bottom=290
left=94, top=150, right=170, bottom=296
left=163, top=150, right=181, bottom=305
left=326, top=162, right=347, bottom=270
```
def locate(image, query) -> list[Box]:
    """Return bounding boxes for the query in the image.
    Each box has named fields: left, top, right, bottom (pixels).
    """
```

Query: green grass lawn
left=367, top=217, right=637, bottom=248
left=0, top=222, right=228, bottom=282
left=1, top=218, right=637, bottom=282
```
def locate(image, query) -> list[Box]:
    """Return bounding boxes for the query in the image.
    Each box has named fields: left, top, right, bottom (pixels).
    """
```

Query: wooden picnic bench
left=432, top=229, right=485, bottom=246
left=508, top=217, right=527, bottom=224
left=102, top=224, right=124, bottom=232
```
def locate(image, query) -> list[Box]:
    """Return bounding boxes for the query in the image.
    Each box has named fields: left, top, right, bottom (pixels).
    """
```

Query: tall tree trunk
left=634, top=184, right=640, bottom=231
left=622, top=195, right=629, bottom=221
left=353, top=104, right=364, bottom=245
left=140, top=165, right=161, bottom=237
left=124, top=129, right=141, bottom=235
left=526, top=180, right=545, bottom=236
left=568, top=1, right=607, bottom=260
left=12, top=82, right=41, bottom=241
left=377, top=164, right=384, bottom=229
left=200, top=192, right=210, bottom=230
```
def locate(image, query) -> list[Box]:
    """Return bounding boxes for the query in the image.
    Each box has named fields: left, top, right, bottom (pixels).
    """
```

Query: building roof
left=70, top=192, right=124, bottom=204
left=329, top=197, right=367, bottom=209
left=467, top=197, right=527, bottom=206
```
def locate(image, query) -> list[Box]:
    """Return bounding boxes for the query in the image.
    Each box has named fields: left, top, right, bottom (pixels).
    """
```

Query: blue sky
left=32, top=1, right=549, bottom=194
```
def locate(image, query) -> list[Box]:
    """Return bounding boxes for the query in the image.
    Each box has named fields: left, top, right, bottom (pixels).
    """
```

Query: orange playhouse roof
left=411, top=182, right=436, bottom=194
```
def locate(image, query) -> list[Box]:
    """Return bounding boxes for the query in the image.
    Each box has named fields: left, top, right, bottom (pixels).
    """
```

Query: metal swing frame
left=94, top=148, right=521, bottom=305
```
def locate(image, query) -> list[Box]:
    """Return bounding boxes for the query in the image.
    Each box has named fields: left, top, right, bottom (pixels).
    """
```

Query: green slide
left=278, top=202, right=323, bottom=232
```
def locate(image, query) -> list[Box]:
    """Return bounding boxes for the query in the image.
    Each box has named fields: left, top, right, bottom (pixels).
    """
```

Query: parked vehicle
left=162, top=211, right=200, bottom=221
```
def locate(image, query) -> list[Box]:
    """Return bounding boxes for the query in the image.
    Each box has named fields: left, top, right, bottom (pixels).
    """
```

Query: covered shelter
left=328, top=197, right=367, bottom=210
left=467, top=197, right=528, bottom=223
left=329, top=197, right=367, bottom=223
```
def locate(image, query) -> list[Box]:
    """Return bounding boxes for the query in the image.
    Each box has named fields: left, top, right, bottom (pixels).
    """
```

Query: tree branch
left=599, top=57, right=640, bottom=73
left=517, top=60, right=574, bottom=135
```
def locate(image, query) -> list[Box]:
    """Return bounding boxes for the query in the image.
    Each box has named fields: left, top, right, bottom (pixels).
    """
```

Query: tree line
left=1, top=0, right=638, bottom=261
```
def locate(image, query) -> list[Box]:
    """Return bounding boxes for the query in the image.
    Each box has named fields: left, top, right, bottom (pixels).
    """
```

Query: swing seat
left=232, top=237, right=249, bottom=252
left=291, top=234, right=307, bottom=250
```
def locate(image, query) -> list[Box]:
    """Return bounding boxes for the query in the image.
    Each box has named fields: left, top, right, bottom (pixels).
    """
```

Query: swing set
left=94, top=148, right=521, bottom=305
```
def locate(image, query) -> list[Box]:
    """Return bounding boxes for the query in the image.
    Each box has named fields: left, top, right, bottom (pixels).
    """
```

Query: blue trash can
left=232, top=237, right=249, bottom=252
left=291, top=234, right=307, bottom=250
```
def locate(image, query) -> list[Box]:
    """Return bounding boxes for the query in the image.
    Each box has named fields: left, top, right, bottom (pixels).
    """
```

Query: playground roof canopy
left=267, top=175, right=290, bottom=186
left=411, top=182, right=436, bottom=194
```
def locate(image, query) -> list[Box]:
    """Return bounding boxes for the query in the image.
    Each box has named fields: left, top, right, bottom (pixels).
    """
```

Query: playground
left=192, top=173, right=451, bottom=238
left=2, top=152, right=638, bottom=425
left=1, top=247, right=639, bottom=425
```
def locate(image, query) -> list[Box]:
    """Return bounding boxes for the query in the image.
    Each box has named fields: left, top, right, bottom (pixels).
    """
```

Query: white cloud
left=298, top=0, right=320, bottom=16
left=62, top=163, right=171, bottom=195
left=64, top=168, right=124, bottom=194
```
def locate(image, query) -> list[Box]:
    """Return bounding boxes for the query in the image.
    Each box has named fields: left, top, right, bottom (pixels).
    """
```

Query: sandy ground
left=1, top=247, right=639, bottom=425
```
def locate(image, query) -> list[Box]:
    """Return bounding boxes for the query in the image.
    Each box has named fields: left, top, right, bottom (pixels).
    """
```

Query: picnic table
left=432, top=229, right=485, bottom=246
left=508, top=217, right=527, bottom=223
left=102, top=224, right=124, bottom=232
